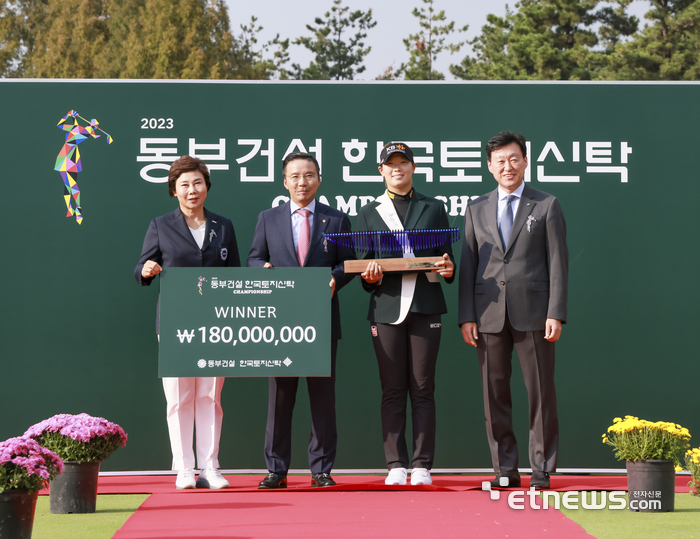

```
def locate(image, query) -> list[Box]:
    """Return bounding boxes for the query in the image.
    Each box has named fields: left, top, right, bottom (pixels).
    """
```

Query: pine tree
left=291, top=0, right=376, bottom=80
left=450, top=0, right=639, bottom=80
left=398, top=0, right=467, bottom=80
left=594, top=0, right=700, bottom=80
left=232, top=16, right=289, bottom=80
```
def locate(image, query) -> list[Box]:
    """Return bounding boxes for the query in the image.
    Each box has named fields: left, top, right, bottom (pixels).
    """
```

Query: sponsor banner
left=159, top=267, right=331, bottom=377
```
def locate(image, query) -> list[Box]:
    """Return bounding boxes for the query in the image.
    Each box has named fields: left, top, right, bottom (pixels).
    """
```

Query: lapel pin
left=209, top=229, right=217, bottom=242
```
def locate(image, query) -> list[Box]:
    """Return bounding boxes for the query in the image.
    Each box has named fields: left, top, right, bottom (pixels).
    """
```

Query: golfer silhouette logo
left=198, top=276, right=207, bottom=296
left=55, top=110, right=114, bottom=225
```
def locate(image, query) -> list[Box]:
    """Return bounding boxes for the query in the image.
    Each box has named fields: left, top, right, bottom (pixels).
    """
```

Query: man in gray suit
left=458, top=131, right=568, bottom=490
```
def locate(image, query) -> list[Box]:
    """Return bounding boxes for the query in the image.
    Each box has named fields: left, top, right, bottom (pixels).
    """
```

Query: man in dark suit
left=248, top=152, right=354, bottom=488
left=458, top=132, right=568, bottom=490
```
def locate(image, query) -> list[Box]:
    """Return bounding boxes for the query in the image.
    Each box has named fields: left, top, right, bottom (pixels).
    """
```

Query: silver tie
left=500, top=195, right=516, bottom=249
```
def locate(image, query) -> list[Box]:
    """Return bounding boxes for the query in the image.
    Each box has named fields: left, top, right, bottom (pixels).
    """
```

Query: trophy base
left=344, top=256, right=444, bottom=274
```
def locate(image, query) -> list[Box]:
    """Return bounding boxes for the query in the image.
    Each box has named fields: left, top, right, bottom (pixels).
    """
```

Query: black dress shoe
left=530, top=471, right=550, bottom=489
left=490, top=473, right=521, bottom=488
left=311, top=472, right=336, bottom=487
left=258, top=472, right=287, bottom=489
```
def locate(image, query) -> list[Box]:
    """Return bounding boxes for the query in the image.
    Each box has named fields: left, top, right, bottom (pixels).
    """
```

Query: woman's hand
left=432, top=253, right=454, bottom=279
left=361, top=260, right=384, bottom=284
left=141, top=260, right=163, bottom=279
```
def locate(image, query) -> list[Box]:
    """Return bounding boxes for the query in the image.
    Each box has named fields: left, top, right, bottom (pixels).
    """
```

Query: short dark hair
left=168, top=156, right=211, bottom=197
left=282, top=152, right=320, bottom=176
left=485, top=132, right=527, bottom=161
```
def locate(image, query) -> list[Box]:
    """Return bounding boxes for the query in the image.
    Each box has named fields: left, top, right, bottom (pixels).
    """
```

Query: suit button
left=198, top=252, right=202, bottom=257
left=500, top=281, right=505, bottom=286
left=504, top=259, right=509, bottom=264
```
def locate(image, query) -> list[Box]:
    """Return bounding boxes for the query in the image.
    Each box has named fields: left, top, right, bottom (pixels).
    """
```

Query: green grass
left=562, top=493, right=700, bottom=539
left=31, top=494, right=149, bottom=539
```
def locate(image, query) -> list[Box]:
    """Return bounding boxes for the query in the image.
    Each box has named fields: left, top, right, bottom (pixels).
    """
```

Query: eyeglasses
left=285, top=173, right=318, bottom=184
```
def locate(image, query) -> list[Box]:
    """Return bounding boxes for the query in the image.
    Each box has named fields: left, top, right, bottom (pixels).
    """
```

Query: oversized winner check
left=159, top=267, right=331, bottom=377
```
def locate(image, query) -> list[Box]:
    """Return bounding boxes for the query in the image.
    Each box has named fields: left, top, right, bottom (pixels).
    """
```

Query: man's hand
left=461, top=322, right=478, bottom=347
left=263, top=262, right=273, bottom=268
left=432, top=253, right=454, bottom=279
left=544, top=318, right=562, bottom=342
left=330, top=275, right=336, bottom=298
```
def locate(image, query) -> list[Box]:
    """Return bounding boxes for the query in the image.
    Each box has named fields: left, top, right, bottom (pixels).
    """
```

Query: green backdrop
left=1, top=80, right=697, bottom=472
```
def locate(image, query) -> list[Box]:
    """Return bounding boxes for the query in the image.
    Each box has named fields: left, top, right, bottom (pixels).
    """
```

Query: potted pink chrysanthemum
left=0, top=436, right=63, bottom=538
left=25, top=413, right=127, bottom=514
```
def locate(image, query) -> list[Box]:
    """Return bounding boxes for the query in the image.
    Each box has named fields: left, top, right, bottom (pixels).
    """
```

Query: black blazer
left=247, top=201, right=355, bottom=341
left=135, top=207, right=241, bottom=332
left=356, top=191, right=455, bottom=324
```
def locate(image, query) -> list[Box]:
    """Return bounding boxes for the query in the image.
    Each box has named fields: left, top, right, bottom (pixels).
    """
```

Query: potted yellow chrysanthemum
left=685, top=447, right=700, bottom=496
left=603, top=416, right=691, bottom=513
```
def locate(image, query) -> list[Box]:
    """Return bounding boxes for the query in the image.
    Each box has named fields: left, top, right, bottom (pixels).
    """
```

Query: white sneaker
left=385, top=467, right=408, bottom=485
left=411, top=468, right=432, bottom=485
left=196, top=468, right=229, bottom=489
left=175, top=469, right=196, bottom=489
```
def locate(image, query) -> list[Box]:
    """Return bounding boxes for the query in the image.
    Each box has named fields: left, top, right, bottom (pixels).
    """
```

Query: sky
left=224, top=0, right=651, bottom=80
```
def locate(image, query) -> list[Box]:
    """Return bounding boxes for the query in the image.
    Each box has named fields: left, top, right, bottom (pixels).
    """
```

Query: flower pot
left=0, top=489, right=38, bottom=539
left=626, top=459, right=675, bottom=512
left=49, top=461, right=101, bottom=514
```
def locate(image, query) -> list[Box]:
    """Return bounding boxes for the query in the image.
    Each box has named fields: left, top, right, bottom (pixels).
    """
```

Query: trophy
left=323, top=228, right=460, bottom=274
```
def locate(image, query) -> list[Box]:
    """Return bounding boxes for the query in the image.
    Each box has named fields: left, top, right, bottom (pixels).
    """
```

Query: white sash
left=375, top=192, right=416, bottom=325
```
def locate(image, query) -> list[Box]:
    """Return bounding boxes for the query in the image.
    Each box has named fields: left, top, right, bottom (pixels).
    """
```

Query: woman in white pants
left=135, top=156, right=240, bottom=489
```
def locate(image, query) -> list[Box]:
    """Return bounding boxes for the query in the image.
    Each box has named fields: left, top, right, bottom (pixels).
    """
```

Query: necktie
left=296, top=208, right=311, bottom=266
left=499, top=195, right=516, bottom=249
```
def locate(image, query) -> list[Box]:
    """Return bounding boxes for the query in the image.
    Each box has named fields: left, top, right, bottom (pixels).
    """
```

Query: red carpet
left=111, top=490, right=595, bottom=539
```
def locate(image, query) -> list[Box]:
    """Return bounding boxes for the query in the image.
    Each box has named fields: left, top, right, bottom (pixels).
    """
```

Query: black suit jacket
left=135, top=207, right=241, bottom=332
left=356, top=191, right=455, bottom=324
left=247, top=201, right=355, bottom=341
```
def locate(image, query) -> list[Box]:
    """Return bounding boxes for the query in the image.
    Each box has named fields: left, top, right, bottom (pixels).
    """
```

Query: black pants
left=476, top=314, right=559, bottom=474
left=371, top=312, right=442, bottom=469
left=264, top=340, right=338, bottom=475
